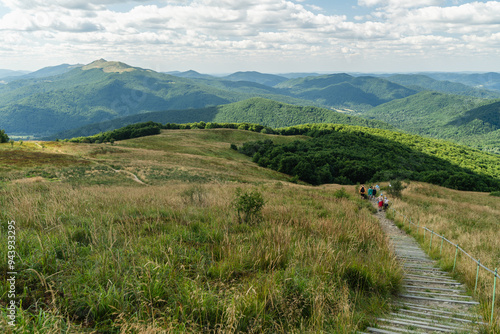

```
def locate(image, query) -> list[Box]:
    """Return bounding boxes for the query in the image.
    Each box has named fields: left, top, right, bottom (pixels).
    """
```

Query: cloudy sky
left=1, top=0, right=500, bottom=73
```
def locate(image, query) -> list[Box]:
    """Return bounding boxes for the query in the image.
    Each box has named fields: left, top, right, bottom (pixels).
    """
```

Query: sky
left=1, top=0, right=500, bottom=73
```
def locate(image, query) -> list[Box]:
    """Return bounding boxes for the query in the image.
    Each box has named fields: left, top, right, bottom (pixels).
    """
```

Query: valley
left=1, top=60, right=500, bottom=333
left=1, top=59, right=500, bottom=155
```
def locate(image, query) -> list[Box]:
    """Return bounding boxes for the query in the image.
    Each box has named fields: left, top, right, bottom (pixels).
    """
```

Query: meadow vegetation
left=0, top=129, right=402, bottom=333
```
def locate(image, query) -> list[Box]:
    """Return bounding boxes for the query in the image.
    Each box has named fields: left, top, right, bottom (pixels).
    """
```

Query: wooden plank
left=399, top=294, right=480, bottom=305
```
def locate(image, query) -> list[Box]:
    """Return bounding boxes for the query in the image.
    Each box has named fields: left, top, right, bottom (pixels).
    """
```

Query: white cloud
left=358, top=0, right=444, bottom=9
left=1, top=0, right=500, bottom=72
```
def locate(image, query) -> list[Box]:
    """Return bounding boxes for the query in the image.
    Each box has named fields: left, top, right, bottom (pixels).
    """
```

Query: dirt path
left=361, top=205, right=485, bottom=333
left=108, top=166, right=146, bottom=185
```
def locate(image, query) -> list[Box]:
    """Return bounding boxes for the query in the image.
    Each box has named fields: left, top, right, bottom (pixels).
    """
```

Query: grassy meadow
left=388, top=182, right=500, bottom=331
left=0, top=129, right=402, bottom=333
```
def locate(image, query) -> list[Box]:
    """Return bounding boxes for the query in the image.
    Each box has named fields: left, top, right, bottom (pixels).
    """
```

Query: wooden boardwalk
left=361, top=209, right=485, bottom=334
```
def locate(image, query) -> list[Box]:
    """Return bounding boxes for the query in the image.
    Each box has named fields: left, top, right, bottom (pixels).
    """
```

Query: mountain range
left=1, top=59, right=500, bottom=154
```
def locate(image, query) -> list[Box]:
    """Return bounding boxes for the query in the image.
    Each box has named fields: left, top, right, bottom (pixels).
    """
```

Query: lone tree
left=388, top=179, right=406, bottom=198
left=0, top=129, right=8, bottom=143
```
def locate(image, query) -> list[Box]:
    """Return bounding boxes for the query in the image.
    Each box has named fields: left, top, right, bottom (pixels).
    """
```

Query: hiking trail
left=360, top=205, right=485, bottom=333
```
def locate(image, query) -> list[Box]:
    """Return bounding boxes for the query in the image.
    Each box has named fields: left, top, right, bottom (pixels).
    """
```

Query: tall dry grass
left=388, top=182, right=500, bottom=331
left=0, top=180, right=401, bottom=333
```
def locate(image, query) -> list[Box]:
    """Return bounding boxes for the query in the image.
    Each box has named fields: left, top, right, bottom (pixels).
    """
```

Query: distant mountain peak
left=83, top=59, right=135, bottom=73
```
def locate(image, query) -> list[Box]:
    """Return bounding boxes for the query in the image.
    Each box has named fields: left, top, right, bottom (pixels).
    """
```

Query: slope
left=240, top=123, right=500, bottom=191
left=361, top=91, right=500, bottom=153
left=0, top=60, right=325, bottom=137
left=0, top=129, right=401, bottom=333
left=48, top=97, right=395, bottom=139
left=222, top=71, right=288, bottom=86
left=386, top=74, right=500, bottom=98
left=425, top=72, right=500, bottom=91
left=0, top=60, right=256, bottom=136
left=276, top=73, right=417, bottom=110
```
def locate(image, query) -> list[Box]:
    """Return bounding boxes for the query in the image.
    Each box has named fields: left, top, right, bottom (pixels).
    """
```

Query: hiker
left=368, top=186, right=373, bottom=200
left=359, top=184, right=367, bottom=199
left=383, top=196, right=389, bottom=211
left=372, top=186, right=377, bottom=199
left=378, top=194, right=384, bottom=211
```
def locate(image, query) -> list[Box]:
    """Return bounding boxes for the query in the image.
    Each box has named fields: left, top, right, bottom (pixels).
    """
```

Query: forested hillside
left=386, top=74, right=500, bottom=98
left=275, top=74, right=416, bottom=110
left=361, top=92, right=500, bottom=153
left=3, top=59, right=500, bottom=155
left=65, top=120, right=500, bottom=192
left=239, top=123, right=500, bottom=191
left=425, top=72, right=500, bottom=91
left=0, top=60, right=309, bottom=136
left=48, top=98, right=395, bottom=139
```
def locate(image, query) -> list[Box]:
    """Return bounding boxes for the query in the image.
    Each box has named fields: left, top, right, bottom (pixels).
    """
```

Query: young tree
left=388, top=179, right=405, bottom=198
left=0, top=129, right=9, bottom=143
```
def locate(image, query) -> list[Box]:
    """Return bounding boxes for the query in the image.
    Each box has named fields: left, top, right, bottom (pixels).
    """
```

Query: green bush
left=233, top=188, right=265, bottom=224
left=0, top=129, right=8, bottom=143
left=333, top=187, right=350, bottom=199
left=388, top=179, right=405, bottom=198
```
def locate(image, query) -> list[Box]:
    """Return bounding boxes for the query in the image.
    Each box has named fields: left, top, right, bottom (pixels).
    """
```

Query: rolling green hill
left=360, top=91, right=500, bottom=153
left=386, top=74, right=500, bottom=99
left=276, top=74, right=416, bottom=110
left=48, top=98, right=395, bottom=139
left=239, top=123, right=500, bottom=191
left=63, top=120, right=500, bottom=192
left=222, top=71, right=288, bottom=86
left=425, top=72, right=500, bottom=91
left=0, top=60, right=295, bottom=136
left=0, top=60, right=333, bottom=137
left=3, top=59, right=500, bottom=156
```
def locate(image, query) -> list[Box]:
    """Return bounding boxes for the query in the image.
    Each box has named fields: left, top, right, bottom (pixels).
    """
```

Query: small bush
left=388, top=179, right=405, bottom=198
left=490, top=191, right=500, bottom=197
left=333, top=187, right=350, bottom=199
left=230, top=143, right=238, bottom=150
left=233, top=188, right=265, bottom=224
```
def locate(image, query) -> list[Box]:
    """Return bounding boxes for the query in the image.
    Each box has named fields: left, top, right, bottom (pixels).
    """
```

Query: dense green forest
left=361, top=92, right=500, bottom=153
left=275, top=74, right=417, bottom=110
left=0, top=60, right=314, bottom=136
left=239, top=124, right=500, bottom=192
left=385, top=74, right=500, bottom=99
left=48, top=98, right=395, bottom=140
left=68, top=121, right=162, bottom=143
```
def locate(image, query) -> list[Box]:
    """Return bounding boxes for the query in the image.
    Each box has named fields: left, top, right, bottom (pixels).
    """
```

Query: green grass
left=0, top=129, right=402, bottom=333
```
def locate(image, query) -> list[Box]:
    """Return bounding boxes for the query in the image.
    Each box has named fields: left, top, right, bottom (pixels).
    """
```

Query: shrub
left=333, top=187, right=350, bottom=199
left=0, top=129, right=8, bottom=143
left=490, top=191, right=500, bottom=197
left=388, top=179, right=405, bottom=198
left=233, top=188, right=265, bottom=224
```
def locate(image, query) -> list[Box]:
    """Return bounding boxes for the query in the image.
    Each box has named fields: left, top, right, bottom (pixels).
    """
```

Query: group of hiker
left=359, top=184, right=389, bottom=211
